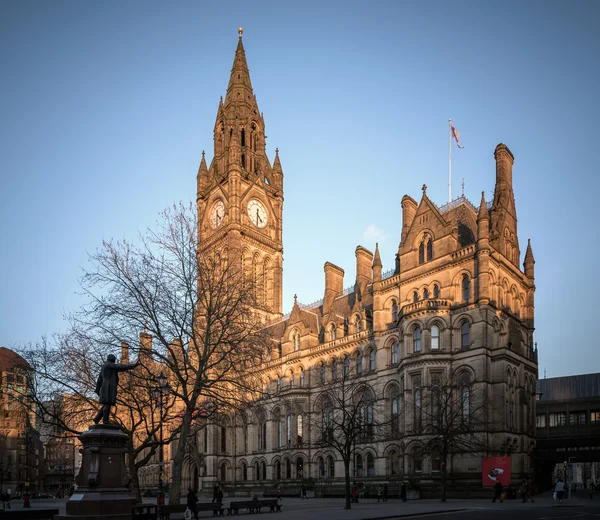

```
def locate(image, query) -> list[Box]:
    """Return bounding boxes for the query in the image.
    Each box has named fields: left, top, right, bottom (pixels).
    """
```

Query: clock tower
left=197, top=28, right=283, bottom=321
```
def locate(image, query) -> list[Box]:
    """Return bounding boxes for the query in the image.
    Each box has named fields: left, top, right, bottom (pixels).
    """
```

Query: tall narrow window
left=242, top=463, right=248, bottom=481
left=241, top=154, right=246, bottom=169
left=413, top=291, right=419, bottom=303
left=344, top=355, right=350, bottom=376
left=329, top=324, right=336, bottom=341
left=356, top=454, right=364, bottom=478
left=277, top=376, right=281, bottom=392
left=275, top=460, right=281, bottom=480
left=419, top=242, right=424, bottom=264
left=292, top=330, right=300, bottom=351
left=414, top=388, right=422, bottom=430
left=297, top=415, right=303, bottom=445
left=423, top=288, right=429, bottom=299
left=241, top=128, right=246, bottom=147
left=327, top=456, right=335, bottom=477
left=300, top=368, right=305, bottom=387
left=392, top=301, right=398, bottom=322
left=433, top=284, right=440, bottom=298
left=332, top=359, right=338, bottom=380
left=367, top=453, right=375, bottom=476
left=286, top=414, right=292, bottom=447
left=392, top=342, right=399, bottom=364
left=413, top=327, right=421, bottom=352
left=391, top=391, right=400, bottom=436
left=220, top=426, right=227, bottom=452
left=277, top=417, right=282, bottom=448
left=432, top=450, right=441, bottom=472
left=427, top=239, right=433, bottom=261
left=369, top=349, right=376, bottom=371
left=344, top=318, right=349, bottom=336
left=462, top=275, right=470, bottom=302
left=320, top=362, right=326, bottom=383
left=431, top=325, right=440, bottom=350
left=462, top=386, right=471, bottom=419
left=461, top=321, right=470, bottom=348
left=290, top=371, right=295, bottom=388
left=356, top=352, right=363, bottom=376
left=286, top=459, right=291, bottom=479
left=318, top=457, right=325, bottom=478
left=414, top=448, right=423, bottom=473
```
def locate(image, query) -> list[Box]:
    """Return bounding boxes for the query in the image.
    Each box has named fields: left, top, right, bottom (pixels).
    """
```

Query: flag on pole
left=451, top=124, right=464, bottom=149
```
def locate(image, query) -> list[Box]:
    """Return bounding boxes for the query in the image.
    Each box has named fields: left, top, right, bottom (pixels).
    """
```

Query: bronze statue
left=93, top=354, right=139, bottom=424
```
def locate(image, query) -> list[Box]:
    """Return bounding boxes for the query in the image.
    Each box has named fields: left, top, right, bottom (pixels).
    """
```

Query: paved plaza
left=4, top=490, right=600, bottom=519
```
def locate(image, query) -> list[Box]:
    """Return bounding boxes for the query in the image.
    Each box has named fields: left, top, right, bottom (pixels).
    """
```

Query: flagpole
left=448, top=119, right=452, bottom=203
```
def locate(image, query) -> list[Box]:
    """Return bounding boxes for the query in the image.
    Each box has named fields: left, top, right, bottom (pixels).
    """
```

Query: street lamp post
left=152, top=373, right=170, bottom=506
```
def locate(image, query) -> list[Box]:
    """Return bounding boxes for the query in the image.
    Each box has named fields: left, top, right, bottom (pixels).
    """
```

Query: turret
left=355, top=246, right=373, bottom=298
left=272, top=148, right=283, bottom=190
left=477, top=191, right=489, bottom=242
left=120, top=341, right=129, bottom=364
left=524, top=239, right=535, bottom=279
left=476, top=191, right=491, bottom=304
left=323, top=262, right=344, bottom=315
left=197, top=150, right=209, bottom=195
left=401, top=195, right=418, bottom=242
left=373, top=243, right=382, bottom=282
left=494, top=143, right=514, bottom=188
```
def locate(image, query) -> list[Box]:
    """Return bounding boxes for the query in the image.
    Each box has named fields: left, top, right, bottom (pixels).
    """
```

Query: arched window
left=261, top=461, right=266, bottom=480
left=390, top=450, right=400, bottom=476
left=296, top=458, right=304, bottom=479
left=275, top=460, right=281, bottom=480
left=413, top=448, right=423, bottom=473
left=461, top=321, right=470, bottom=348
left=367, top=453, right=375, bottom=476
left=392, top=301, right=398, bottom=322
left=327, top=455, right=335, bottom=477
left=290, top=371, right=295, bottom=388
left=242, top=463, right=248, bottom=481
left=344, top=355, right=350, bottom=376
left=462, top=275, right=470, bottom=302
left=331, top=359, right=338, bottom=380
left=433, top=284, right=440, bottom=298
left=391, top=388, right=400, bottom=436
left=286, top=414, right=292, bottom=447
left=318, top=457, right=325, bottom=478
left=343, top=317, right=349, bottom=336
left=431, top=325, right=440, bottom=350
left=297, top=415, right=303, bottom=445
left=220, top=464, right=227, bottom=482
left=276, top=417, right=282, bottom=448
left=354, top=315, right=362, bottom=332
left=277, top=376, right=281, bottom=392
left=320, top=362, right=326, bottom=383
left=414, top=388, right=422, bottom=430
left=462, top=385, right=471, bottom=419
left=300, top=368, right=305, bottom=387
left=369, top=349, right=376, bottom=371
left=419, top=242, right=425, bottom=264
left=356, top=454, right=364, bottom=478
left=432, top=450, right=441, bottom=472
left=427, top=239, right=433, bottom=261
left=286, top=458, right=291, bottom=479
left=423, top=288, right=429, bottom=299
left=329, top=323, right=336, bottom=341
left=220, top=425, right=227, bottom=452
left=241, top=128, right=246, bottom=147
left=255, top=462, right=259, bottom=480
left=413, top=327, right=421, bottom=352
left=356, top=352, right=363, bottom=376
left=292, top=330, right=301, bottom=351
left=392, top=342, right=399, bottom=364
left=413, top=291, right=419, bottom=303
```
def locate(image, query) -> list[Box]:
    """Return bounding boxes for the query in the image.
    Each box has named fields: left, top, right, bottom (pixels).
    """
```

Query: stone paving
left=4, top=490, right=594, bottom=519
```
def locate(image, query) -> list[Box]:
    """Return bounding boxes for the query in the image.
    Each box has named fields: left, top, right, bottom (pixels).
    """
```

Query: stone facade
left=188, top=32, right=538, bottom=496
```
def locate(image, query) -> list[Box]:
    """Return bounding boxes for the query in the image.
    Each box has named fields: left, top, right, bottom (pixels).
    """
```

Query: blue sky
left=1, top=1, right=598, bottom=377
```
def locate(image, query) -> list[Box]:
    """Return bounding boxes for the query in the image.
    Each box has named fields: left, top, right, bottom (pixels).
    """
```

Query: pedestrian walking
left=1, top=492, right=10, bottom=511
left=555, top=479, right=565, bottom=504
left=400, top=482, right=407, bottom=502
left=377, top=485, right=383, bottom=503
left=186, top=487, right=198, bottom=520
left=492, top=480, right=504, bottom=503
left=383, top=483, right=388, bottom=502
left=590, top=482, right=595, bottom=500
left=212, top=483, right=219, bottom=504
left=301, top=485, right=307, bottom=499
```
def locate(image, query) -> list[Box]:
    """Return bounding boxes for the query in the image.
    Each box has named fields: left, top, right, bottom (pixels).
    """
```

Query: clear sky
left=1, top=1, right=598, bottom=377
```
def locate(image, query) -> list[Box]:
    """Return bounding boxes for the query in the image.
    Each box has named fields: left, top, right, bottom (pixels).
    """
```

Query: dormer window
left=292, top=330, right=301, bottom=351
left=329, top=324, right=337, bottom=342
left=418, top=234, right=434, bottom=264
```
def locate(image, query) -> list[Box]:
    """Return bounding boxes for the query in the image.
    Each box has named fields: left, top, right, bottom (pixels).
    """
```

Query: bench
left=0, top=510, right=59, bottom=520
left=159, top=502, right=224, bottom=519
left=226, top=499, right=281, bottom=515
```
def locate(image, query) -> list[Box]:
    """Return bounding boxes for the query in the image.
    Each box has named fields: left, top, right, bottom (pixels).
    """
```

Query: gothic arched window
left=419, top=242, right=425, bottom=264
left=423, top=288, right=429, bottom=299
left=344, top=355, right=350, bottom=376
left=320, top=362, right=326, bottom=384
left=461, top=321, right=470, bottom=349
left=392, top=342, right=399, bottom=364
left=413, top=291, right=419, bottom=303
left=413, top=327, right=421, bottom=352
left=427, top=238, right=433, bottom=261
left=369, top=349, right=376, bottom=371
left=433, top=284, right=440, bottom=298
left=431, top=325, right=440, bottom=350
left=462, top=275, right=470, bottom=302
left=356, top=352, right=363, bottom=376
left=392, top=301, right=398, bottom=322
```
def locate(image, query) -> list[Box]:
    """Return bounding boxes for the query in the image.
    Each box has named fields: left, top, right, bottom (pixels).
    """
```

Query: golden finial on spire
left=238, top=26, right=243, bottom=37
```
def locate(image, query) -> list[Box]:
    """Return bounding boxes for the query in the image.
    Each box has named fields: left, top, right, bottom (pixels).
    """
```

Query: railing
left=382, top=268, right=395, bottom=280
left=437, top=195, right=478, bottom=214
left=401, top=299, right=451, bottom=316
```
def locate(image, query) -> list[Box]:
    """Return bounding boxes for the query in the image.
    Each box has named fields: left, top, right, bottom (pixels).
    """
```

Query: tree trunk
left=169, top=412, right=192, bottom=503
left=344, top=458, right=351, bottom=510
left=128, top=449, right=142, bottom=504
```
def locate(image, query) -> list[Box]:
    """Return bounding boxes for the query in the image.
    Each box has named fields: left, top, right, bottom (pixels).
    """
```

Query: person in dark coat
left=212, top=483, right=220, bottom=504
left=93, top=354, right=139, bottom=424
left=186, top=488, right=198, bottom=520
left=492, top=480, right=504, bottom=503
left=383, top=483, right=388, bottom=502
left=400, top=483, right=407, bottom=502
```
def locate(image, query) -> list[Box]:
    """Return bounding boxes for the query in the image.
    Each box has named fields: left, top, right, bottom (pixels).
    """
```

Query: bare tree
left=309, top=368, right=389, bottom=510
left=68, top=202, right=266, bottom=502
left=22, top=337, right=182, bottom=502
left=417, top=370, right=488, bottom=502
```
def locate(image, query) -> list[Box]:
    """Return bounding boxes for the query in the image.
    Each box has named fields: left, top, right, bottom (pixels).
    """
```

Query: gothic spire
left=224, top=28, right=256, bottom=111
left=477, top=191, right=489, bottom=221
left=524, top=239, right=535, bottom=279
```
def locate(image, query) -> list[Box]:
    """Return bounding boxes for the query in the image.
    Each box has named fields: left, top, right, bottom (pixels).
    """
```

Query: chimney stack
left=323, top=262, right=344, bottom=315
left=120, top=341, right=129, bottom=364
left=494, top=143, right=514, bottom=188
left=355, top=246, right=373, bottom=297
left=401, top=195, right=418, bottom=242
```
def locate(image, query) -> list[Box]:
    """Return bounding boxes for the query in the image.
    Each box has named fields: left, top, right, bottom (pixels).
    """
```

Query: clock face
left=247, top=199, right=267, bottom=228
left=209, top=200, right=225, bottom=229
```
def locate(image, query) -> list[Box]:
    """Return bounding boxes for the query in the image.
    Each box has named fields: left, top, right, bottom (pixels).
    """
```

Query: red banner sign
left=482, top=456, right=511, bottom=487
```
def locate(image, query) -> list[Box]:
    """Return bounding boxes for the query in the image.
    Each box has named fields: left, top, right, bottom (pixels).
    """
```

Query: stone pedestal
left=56, top=424, right=137, bottom=519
